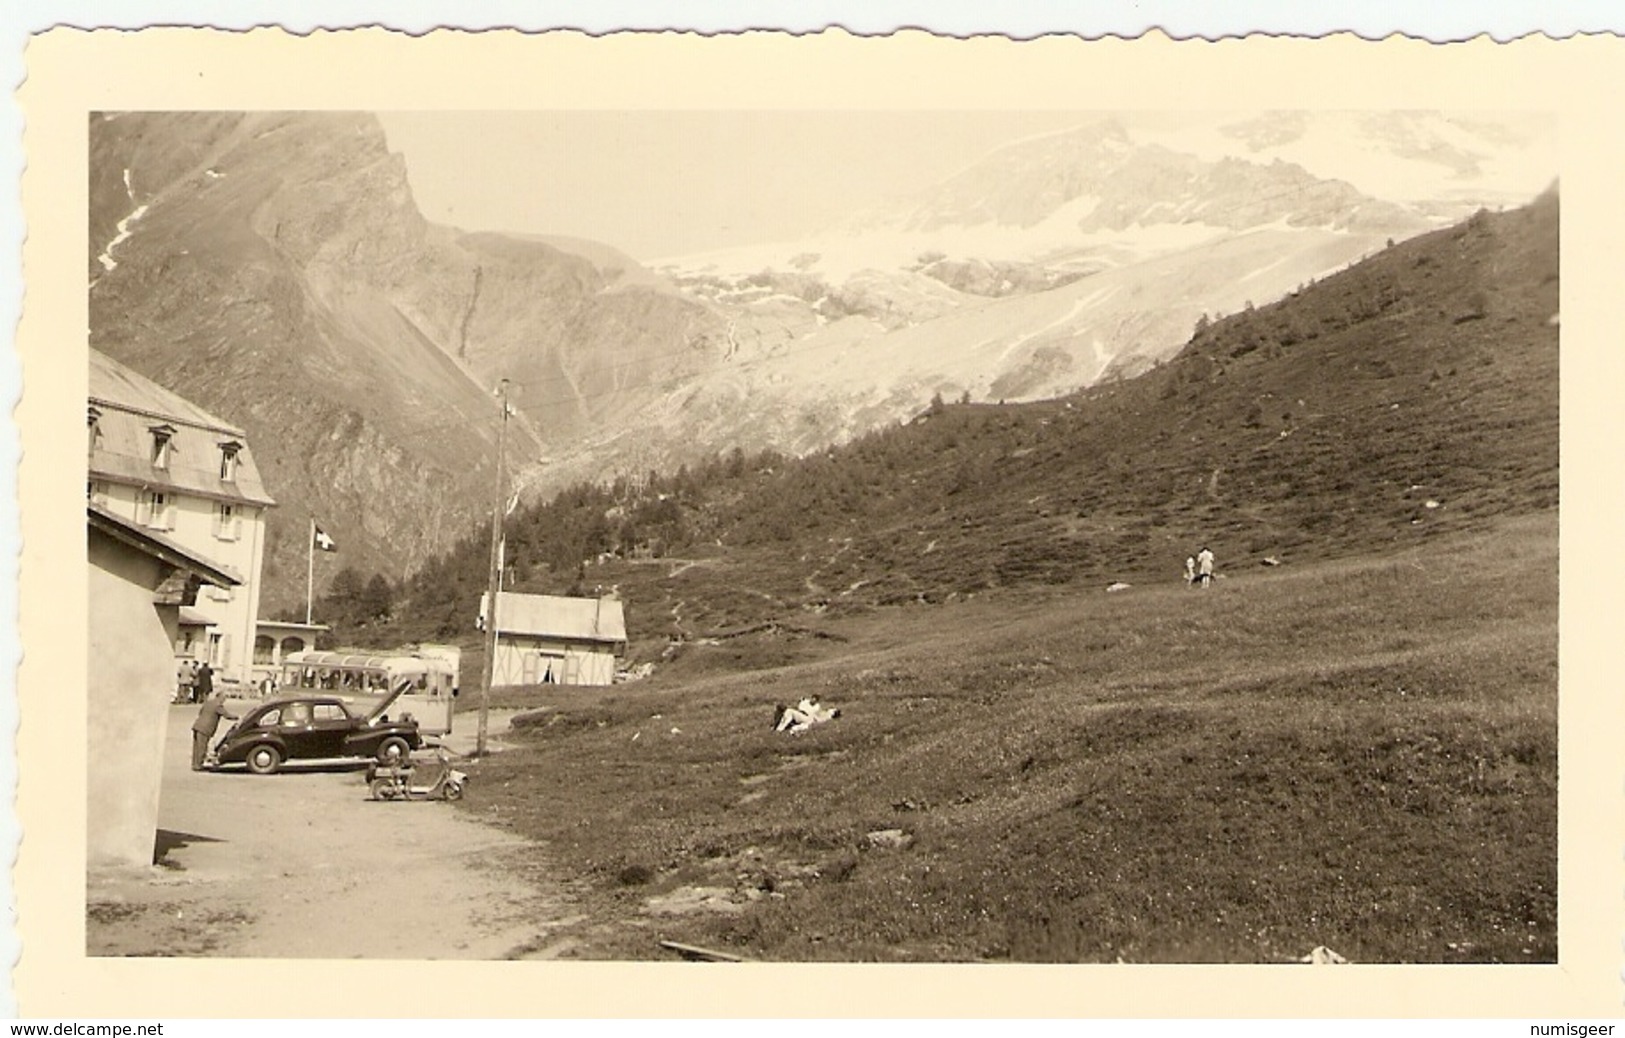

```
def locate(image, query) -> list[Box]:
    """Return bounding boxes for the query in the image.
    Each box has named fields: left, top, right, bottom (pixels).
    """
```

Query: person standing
left=1183, top=556, right=1196, bottom=587
left=1196, top=546, right=1215, bottom=588
left=176, top=660, right=195, bottom=703
left=194, top=661, right=213, bottom=703
left=191, top=689, right=238, bottom=771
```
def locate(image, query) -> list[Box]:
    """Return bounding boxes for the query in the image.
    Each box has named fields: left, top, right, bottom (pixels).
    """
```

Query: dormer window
left=219, top=440, right=242, bottom=482
left=87, top=406, right=102, bottom=456
left=149, top=424, right=176, bottom=470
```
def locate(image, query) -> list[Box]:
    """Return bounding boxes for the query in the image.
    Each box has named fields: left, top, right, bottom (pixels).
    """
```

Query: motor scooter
left=367, top=746, right=467, bottom=801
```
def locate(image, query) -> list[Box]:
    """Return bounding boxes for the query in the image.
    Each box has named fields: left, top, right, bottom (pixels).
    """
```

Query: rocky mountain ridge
left=89, top=111, right=1550, bottom=609
left=89, top=111, right=721, bottom=608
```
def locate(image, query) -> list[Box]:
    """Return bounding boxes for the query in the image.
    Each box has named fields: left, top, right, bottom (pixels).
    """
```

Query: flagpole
left=477, top=379, right=510, bottom=758
left=306, top=516, right=315, bottom=625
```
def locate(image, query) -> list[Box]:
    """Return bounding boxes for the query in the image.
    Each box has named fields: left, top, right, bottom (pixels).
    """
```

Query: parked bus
left=279, top=650, right=457, bottom=737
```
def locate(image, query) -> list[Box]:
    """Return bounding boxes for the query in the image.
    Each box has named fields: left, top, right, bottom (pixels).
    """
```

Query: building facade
left=89, top=503, right=240, bottom=868
left=254, top=619, right=331, bottom=687
left=479, top=591, right=627, bottom=686
left=89, top=349, right=276, bottom=685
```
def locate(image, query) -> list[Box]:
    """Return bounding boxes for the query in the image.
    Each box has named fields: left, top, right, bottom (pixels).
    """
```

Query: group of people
left=1183, top=546, right=1216, bottom=588
left=175, top=658, right=215, bottom=704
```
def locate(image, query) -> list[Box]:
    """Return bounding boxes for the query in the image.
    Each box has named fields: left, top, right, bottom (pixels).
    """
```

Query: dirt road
left=86, top=705, right=584, bottom=958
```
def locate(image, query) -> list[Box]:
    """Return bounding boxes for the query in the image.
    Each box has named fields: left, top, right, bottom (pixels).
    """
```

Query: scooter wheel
left=370, top=779, right=399, bottom=801
left=443, top=781, right=464, bottom=802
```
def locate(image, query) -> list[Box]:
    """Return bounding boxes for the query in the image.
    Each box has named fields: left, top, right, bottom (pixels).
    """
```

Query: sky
left=376, top=110, right=1556, bottom=263
left=377, top=111, right=1101, bottom=260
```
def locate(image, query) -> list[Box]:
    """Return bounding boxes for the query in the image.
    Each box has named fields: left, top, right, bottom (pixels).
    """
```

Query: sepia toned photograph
left=81, top=105, right=1560, bottom=965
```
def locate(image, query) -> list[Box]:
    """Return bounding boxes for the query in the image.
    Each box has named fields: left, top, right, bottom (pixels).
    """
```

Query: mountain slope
left=587, top=116, right=1531, bottom=493
left=88, top=112, right=723, bottom=607
left=375, top=191, right=1557, bottom=650
left=90, top=112, right=1551, bottom=613
left=894, top=118, right=1420, bottom=238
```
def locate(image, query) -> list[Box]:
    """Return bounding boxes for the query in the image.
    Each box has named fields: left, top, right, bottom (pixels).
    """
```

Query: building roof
left=88, top=349, right=276, bottom=507
left=90, top=350, right=244, bottom=433
left=256, top=620, right=332, bottom=635
left=483, top=592, right=627, bottom=644
left=89, top=502, right=243, bottom=588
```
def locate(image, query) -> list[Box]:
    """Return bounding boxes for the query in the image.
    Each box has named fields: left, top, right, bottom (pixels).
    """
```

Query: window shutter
left=135, top=493, right=152, bottom=526
left=219, top=634, right=232, bottom=668
left=163, top=498, right=176, bottom=531
left=232, top=513, right=242, bottom=541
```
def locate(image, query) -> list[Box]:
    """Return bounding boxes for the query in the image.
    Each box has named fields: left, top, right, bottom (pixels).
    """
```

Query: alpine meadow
left=381, top=190, right=1558, bottom=962
left=86, top=108, right=1558, bottom=964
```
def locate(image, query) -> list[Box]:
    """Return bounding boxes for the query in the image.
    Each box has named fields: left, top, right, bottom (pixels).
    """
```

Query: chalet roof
left=89, top=349, right=276, bottom=507
left=484, top=592, right=627, bottom=644
left=89, top=502, right=243, bottom=588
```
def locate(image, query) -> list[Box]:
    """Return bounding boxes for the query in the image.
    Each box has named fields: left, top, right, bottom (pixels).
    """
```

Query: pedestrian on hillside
left=194, top=661, right=214, bottom=702
left=1196, top=546, right=1215, bottom=588
left=191, top=689, right=238, bottom=771
left=1183, top=556, right=1196, bottom=587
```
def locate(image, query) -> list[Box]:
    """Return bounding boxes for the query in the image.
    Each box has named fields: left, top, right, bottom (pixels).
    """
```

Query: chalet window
left=149, top=424, right=176, bottom=470
left=213, top=501, right=241, bottom=541
left=219, top=441, right=242, bottom=482
left=87, top=480, right=109, bottom=507
left=135, top=489, right=175, bottom=531
left=87, top=406, right=102, bottom=456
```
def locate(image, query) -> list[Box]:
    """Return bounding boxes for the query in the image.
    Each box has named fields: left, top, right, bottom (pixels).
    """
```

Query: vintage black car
left=213, top=693, right=422, bottom=775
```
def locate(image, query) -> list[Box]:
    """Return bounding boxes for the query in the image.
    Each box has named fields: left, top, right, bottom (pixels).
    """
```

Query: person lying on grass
left=772, top=695, right=841, bottom=733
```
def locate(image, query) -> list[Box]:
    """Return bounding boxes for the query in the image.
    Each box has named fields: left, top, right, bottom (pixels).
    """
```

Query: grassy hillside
left=466, top=514, right=1556, bottom=962
left=369, top=192, right=1557, bottom=667
left=404, top=194, right=1560, bottom=963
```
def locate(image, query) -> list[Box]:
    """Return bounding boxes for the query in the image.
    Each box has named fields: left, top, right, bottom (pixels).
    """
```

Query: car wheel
left=376, top=736, right=411, bottom=766
left=245, top=745, right=282, bottom=775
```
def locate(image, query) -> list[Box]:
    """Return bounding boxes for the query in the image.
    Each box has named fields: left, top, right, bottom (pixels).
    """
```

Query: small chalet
left=479, top=591, right=627, bottom=686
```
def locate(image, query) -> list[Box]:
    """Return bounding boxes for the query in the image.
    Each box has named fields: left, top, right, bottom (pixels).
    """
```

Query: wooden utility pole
left=477, top=379, right=509, bottom=758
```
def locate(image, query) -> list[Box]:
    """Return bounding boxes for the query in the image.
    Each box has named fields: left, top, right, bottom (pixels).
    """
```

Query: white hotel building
left=89, top=349, right=276, bottom=685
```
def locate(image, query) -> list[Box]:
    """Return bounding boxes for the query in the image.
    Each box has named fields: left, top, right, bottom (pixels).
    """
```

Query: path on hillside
left=86, top=707, right=584, bottom=959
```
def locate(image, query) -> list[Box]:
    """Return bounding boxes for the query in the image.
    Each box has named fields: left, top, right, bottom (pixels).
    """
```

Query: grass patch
left=466, top=514, right=1556, bottom=962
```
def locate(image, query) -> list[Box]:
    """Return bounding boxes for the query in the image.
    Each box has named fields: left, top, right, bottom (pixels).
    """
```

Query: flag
left=313, top=525, right=337, bottom=552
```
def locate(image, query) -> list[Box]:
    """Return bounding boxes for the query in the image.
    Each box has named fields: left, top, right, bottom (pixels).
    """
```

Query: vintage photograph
left=83, top=107, right=1558, bottom=964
